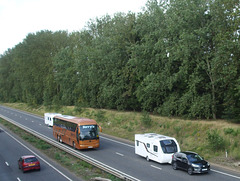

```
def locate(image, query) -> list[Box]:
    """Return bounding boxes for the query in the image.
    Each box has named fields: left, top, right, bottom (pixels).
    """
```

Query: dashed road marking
left=151, top=165, right=162, bottom=170
left=116, top=152, right=124, bottom=157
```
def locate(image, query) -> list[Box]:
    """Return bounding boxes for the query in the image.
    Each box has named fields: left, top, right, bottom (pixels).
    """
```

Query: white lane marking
left=151, top=165, right=162, bottom=170
left=0, top=119, right=140, bottom=181
left=116, top=152, right=124, bottom=157
left=101, top=136, right=134, bottom=148
left=4, top=130, right=72, bottom=181
left=17, top=178, right=21, bottom=181
left=39, top=124, right=42, bottom=126
left=1, top=106, right=41, bottom=119
left=2, top=107, right=240, bottom=180
left=212, top=169, right=240, bottom=180
left=5, top=162, right=9, bottom=166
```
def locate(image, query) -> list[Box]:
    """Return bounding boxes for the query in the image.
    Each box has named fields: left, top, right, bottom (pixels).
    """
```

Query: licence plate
left=88, top=146, right=93, bottom=148
left=202, top=168, right=207, bottom=171
left=29, top=164, right=35, bottom=166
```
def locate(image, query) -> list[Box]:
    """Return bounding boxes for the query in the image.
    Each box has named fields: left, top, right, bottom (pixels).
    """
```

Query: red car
left=18, top=155, right=40, bottom=172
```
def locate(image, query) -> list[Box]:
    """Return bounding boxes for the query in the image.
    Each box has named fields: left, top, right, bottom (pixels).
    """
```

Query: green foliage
left=74, top=102, right=84, bottom=114
left=52, top=96, right=62, bottom=111
left=207, top=129, right=225, bottom=151
left=0, top=0, right=240, bottom=121
left=94, top=110, right=106, bottom=122
left=54, top=152, right=61, bottom=160
left=141, top=111, right=152, bottom=127
left=174, top=126, right=181, bottom=137
left=224, top=128, right=239, bottom=136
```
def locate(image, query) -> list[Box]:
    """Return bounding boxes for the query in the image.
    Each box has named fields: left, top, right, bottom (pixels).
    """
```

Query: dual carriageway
left=0, top=105, right=240, bottom=181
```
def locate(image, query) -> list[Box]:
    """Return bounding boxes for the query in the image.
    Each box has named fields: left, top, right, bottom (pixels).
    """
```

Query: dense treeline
left=0, top=0, right=239, bottom=121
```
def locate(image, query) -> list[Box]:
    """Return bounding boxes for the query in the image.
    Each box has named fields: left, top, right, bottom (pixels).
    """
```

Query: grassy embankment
left=2, top=103, right=240, bottom=172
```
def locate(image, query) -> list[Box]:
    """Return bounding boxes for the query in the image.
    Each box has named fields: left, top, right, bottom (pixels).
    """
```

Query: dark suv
left=172, top=151, right=210, bottom=175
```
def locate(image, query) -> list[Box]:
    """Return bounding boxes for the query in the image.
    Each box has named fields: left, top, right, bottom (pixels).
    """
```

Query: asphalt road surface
left=0, top=105, right=240, bottom=181
left=0, top=122, right=81, bottom=181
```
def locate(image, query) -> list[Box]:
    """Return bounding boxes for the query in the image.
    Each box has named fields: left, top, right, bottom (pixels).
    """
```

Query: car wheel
left=187, top=167, right=193, bottom=175
left=172, top=162, right=177, bottom=170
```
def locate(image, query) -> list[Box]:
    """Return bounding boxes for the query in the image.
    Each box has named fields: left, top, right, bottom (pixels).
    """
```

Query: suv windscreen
left=160, top=139, right=178, bottom=153
left=186, top=154, right=203, bottom=162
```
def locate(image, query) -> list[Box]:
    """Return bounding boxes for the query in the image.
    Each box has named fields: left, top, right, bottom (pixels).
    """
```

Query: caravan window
left=160, top=139, right=177, bottom=154
left=153, top=145, right=158, bottom=152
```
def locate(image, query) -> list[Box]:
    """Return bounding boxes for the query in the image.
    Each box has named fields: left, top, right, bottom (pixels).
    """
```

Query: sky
left=0, top=0, right=147, bottom=55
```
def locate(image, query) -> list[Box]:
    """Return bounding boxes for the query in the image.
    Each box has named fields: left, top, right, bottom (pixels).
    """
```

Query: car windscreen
left=187, top=154, right=203, bottom=162
left=79, top=125, right=98, bottom=140
left=160, top=139, right=178, bottom=154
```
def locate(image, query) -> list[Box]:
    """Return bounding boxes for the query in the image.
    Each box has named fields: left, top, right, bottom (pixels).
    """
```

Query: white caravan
left=135, top=133, right=180, bottom=164
left=44, top=113, right=62, bottom=126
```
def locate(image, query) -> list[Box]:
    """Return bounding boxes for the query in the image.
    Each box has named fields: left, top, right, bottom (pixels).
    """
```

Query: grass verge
left=2, top=102, right=240, bottom=171
left=0, top=118, right=121, bottom=181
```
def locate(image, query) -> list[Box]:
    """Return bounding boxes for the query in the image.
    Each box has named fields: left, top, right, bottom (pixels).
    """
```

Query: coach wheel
left=59, top=136, right=63, bottom=143
left=58, top=135, right=62, bottom=143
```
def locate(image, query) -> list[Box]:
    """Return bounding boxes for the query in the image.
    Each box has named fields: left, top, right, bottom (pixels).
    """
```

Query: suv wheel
left=187, top=167, right=193, bottom=175
left=172, top=162, right=177, bottom=170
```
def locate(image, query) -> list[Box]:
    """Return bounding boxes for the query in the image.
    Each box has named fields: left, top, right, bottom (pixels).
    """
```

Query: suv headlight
left=192, top=163, right=200, bottom=167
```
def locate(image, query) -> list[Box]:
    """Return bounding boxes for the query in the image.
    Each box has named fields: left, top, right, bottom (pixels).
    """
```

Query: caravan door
left=149, top=142, right=159, bottom=162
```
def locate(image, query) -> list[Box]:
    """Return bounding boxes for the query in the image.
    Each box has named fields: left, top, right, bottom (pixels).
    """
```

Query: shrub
left=141, top=111, right=152, bottom=127
left=55, top=152, right=61, bottom=160
left=94, top=110, right=106, bottom=122
left=174, top=126, right=181, bottom=137
left=207, top=129, right=225, bottom=151
left=74, top=102, right=83, bottom=114
left=231, top=148, right=240, bottom=160
left=224, top=128, right=234, bottom=135
left=224, top=128, right=239, bottom=136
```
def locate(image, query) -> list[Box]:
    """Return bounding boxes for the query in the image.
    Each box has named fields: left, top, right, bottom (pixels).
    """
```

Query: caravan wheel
left=146, top=156, right=150, bottom=162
